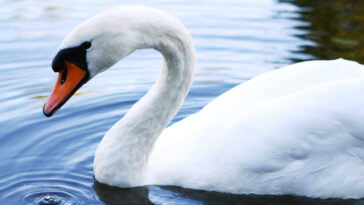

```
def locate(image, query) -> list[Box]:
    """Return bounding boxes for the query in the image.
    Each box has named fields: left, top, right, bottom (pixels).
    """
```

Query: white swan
left=43, top=6, right=364, bottom=199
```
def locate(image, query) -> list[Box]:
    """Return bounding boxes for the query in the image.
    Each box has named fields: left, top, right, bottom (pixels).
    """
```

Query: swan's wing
left=205, top=59, right=364, bottom=115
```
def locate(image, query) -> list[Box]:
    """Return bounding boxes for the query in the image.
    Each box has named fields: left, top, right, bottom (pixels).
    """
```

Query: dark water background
left=1, top=0, right=364, bottom=204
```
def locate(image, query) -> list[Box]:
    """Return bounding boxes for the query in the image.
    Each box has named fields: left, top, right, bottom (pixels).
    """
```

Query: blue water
left=1, top=0, right=362, bottom=204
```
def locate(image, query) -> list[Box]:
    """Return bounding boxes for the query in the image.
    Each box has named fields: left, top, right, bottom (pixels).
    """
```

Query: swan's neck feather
left=93, top=6, right=195, bottom=187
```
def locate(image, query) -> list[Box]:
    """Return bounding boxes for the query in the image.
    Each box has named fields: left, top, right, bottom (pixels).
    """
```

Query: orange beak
left=43, top=60, right=88, bottom=117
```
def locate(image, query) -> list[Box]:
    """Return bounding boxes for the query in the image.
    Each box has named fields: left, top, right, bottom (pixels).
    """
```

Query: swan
left=43, top=6, right=364, bottom=199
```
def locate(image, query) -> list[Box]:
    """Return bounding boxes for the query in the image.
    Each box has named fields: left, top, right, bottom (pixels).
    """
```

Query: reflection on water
left=93, top=182, right=152, bottom=205
left=93, top=182, right=363, bottom=205
left=281, top=0, right=364, bottom=63
left=1, top=0, right=364, bottom=204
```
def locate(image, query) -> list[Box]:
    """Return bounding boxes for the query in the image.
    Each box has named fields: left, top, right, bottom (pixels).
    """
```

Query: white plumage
left=149, top=59, right=364, bottom=199
left=57, top=6, right=364, bottom=199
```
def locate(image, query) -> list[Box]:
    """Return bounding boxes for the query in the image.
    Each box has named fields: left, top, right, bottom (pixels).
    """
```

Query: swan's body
left=43, top=6, right=364, bottom=199
left=148, top=59, right=364, bottom=199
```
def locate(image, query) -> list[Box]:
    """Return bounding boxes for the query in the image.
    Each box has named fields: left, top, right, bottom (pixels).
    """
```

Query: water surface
left=1, top=0, right=363, bottom=204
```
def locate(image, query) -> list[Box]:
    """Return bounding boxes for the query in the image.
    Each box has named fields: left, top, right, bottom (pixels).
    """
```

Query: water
left=1, top=0, right=363, bottom=204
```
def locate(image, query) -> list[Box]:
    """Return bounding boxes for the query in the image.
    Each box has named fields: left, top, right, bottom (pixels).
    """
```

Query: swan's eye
left=60, top=67, right=68, bottom=84
left=82, top=41, right=92, bottom=49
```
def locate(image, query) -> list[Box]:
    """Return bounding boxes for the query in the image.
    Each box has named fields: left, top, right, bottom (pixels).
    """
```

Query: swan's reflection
left=93, top=180, right=152, bottom=205
left=93, top=180, right=360, bottom=205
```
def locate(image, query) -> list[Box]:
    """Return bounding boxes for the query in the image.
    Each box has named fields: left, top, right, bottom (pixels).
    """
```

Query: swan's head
left=43, top=6, right=187, bottom=117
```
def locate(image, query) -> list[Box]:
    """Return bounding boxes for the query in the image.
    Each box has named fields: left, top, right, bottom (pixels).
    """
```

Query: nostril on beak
left=60, top=68, right=68, bottom=84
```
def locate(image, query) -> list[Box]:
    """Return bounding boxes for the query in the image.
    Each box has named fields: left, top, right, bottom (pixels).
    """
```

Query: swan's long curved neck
left=93, top=26, right=195, bottom=187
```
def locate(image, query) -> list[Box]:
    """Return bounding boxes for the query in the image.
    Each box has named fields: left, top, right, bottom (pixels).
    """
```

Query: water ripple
left=0, top=168, right=99, bottom=205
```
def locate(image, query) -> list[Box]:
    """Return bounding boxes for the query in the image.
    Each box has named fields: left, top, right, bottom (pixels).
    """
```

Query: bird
left=43, top=6, right=364, bottom=199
